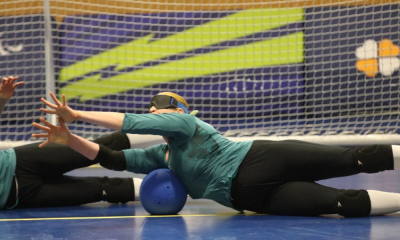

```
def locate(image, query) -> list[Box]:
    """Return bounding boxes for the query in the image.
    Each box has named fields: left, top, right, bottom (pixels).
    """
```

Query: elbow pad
left=95, top=144, right=127, bottom=171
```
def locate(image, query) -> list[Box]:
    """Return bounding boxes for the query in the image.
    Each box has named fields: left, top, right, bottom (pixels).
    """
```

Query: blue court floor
left=1, top=168, right=400, bottom=240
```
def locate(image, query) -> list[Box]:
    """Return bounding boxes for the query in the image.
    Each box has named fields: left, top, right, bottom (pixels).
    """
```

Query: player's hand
left=40, top=92, right=79, bottom=123
left=0, top=76, right=24, bottom=100
left=32, top=117, right=71, bottom=147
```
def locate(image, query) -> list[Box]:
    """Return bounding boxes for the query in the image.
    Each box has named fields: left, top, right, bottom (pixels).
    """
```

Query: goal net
left=1, top=0, right=399, bottom=149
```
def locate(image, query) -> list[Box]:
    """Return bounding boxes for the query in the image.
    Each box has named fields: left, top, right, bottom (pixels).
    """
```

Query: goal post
left=0, top=0, right=399, bottom=150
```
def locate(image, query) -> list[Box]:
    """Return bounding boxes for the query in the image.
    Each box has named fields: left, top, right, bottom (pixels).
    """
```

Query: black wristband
left=95, top=144, right=127, bottom=171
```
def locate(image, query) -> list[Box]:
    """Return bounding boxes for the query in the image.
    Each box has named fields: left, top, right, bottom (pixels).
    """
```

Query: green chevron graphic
left=59, top=8, right=304, bottom=101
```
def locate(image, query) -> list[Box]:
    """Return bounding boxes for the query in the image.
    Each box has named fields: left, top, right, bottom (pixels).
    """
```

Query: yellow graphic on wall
left=59, top=8, right=304, bottom=101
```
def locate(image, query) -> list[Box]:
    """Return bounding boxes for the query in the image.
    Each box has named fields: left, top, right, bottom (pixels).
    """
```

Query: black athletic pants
left=231, top=140, right=394, bottom=216
left=6, top=132, right=131, bottom=209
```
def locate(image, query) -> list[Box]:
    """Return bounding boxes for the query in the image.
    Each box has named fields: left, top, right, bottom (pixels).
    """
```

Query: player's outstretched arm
left=0, top=76, right=24, bottom=115
left=32, top=117, right=100, bottom=160
left=40, top=92, right=125, bottom=131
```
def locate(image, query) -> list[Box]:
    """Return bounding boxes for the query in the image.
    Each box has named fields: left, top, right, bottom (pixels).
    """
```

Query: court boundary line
left=0, top=213, right=265, bottom=222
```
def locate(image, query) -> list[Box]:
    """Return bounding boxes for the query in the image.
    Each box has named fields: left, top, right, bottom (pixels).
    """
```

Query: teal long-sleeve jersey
left=121, top=113, right=253, bottom=209
left=0, top=149, right=16, bottom=209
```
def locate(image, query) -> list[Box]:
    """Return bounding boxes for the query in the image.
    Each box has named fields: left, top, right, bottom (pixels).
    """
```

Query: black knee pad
left=334, top=190, right=371, bottom=218
left=101, top=177, right=135, bottom=203
left=355, top=145, right=393, bottom=173
left=93, top=132, right=130, bottom=151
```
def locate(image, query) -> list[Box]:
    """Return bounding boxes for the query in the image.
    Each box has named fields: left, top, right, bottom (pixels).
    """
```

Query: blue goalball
left=140, top=169, right=187, bottom=215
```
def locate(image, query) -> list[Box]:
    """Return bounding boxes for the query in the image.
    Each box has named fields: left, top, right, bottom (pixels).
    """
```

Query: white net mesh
left=1, top=1, right=399, bottom=148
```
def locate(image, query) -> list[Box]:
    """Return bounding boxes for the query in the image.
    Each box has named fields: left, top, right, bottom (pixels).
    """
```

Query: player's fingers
left=32, top=122, right=50, bottom=132
left=58, top=117, right=69, bottom=130
left=38, top=141, right=49, bottom=148
left=31, top=133, right=49, bottom=138
left=62, top=94, right=67, bottom=106
left=9, top=78, right=16, bottom=85
left=13, top=81, right=23, bottom=87
left=57, top=116, right=65, bottom=126
left=40, top=108, right=56, bottom=114
left=39, top=117, right=53, bottom=127
left=3, top=77, right=10, bottom=84
left=41, top=98, right=58, bottom=109
left=50, top=92, right=62, bottom=106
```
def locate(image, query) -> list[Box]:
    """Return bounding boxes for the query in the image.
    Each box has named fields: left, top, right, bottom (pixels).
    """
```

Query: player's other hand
left=32, top=117, right=71, bottom=147
left=40, top=92, right=79, bottom=123
left=0, top=76, right=24, bottom=100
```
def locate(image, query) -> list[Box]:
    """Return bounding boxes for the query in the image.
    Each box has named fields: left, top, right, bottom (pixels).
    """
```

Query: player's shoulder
left=166, top=112, right=197, bottom=122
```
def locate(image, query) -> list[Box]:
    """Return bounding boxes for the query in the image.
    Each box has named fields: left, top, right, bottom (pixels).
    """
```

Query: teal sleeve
left=0, top=149, right=17, bottom=209
left=123, top=145, right=168, bottom=174
left=122, top=113, right=196, bottom=142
